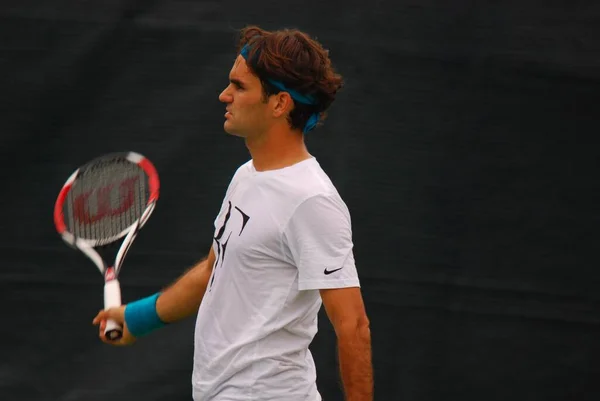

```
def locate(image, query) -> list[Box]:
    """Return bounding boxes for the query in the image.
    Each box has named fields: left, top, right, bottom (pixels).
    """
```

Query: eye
left=230, top=79, right=245, bottom=91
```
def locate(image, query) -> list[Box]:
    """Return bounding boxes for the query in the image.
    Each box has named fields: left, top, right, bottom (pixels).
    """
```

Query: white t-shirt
left=191, top=157, right=360, bottom=401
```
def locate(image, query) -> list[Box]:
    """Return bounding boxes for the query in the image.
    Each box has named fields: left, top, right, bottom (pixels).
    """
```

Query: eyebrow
left=230, top=78, right=245, bottom=88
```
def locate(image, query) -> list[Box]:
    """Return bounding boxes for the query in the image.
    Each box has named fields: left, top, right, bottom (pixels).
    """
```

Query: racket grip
left=103, top=279, right=123, bottom=341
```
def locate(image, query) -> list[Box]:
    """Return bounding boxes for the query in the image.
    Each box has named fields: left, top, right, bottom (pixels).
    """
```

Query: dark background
left=1, top=1, right=599, bottom=400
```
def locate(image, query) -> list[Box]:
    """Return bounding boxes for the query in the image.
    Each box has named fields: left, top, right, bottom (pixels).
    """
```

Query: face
left=218, top=56, right=272, bottom=138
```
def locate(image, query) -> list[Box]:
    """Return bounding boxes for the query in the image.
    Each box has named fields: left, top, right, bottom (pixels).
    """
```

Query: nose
left=219, top=85, right=232, bottom=103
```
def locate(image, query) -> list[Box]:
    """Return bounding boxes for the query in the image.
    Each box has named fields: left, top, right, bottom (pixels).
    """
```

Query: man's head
left=218, top=26, right=344, bottom=138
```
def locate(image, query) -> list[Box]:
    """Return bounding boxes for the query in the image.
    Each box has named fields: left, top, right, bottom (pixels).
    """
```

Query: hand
left=92, top=306, right=137, bottom=346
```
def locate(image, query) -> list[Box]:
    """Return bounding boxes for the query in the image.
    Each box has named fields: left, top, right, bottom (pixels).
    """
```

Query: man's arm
left=93, top=245, right=216, bottom=344
left=156, top=245, right=216, bottom=323
left=320, top=287, right=373, bottom=401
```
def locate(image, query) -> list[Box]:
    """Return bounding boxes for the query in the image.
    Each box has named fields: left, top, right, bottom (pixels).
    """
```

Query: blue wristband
left=124, top=292, right=166, bottom=337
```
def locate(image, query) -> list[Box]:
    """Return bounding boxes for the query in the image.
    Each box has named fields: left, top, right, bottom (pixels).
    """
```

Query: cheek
left=239, top=101, right=262, bottom=120
left=233, top=92, right=265, bottom=122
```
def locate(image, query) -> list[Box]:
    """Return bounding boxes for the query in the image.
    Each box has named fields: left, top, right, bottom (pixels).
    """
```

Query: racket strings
left=64, top=157, right=149, bottom=244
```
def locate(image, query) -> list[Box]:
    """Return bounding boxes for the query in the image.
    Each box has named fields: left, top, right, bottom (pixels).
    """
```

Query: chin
left=223, top=123, right=246, bottom=138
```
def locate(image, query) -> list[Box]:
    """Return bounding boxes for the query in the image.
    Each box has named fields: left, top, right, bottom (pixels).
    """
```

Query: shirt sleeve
left=282, top=193, right=361, bottom=291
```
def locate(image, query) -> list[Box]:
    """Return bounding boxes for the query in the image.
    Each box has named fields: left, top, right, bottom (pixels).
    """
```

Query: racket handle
left=103, top=279, right=123, bottom=341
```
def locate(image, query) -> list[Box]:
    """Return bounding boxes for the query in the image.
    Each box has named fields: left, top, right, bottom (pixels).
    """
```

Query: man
left=93, top=25, right=373, bottom=401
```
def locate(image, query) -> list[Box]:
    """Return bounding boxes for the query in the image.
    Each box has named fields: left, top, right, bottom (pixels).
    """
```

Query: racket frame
left=53, top=151, right=160, bottom=341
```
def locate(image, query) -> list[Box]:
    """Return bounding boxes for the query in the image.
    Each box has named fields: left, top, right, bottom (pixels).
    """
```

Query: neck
left=245, top=126, right=312, bottom=172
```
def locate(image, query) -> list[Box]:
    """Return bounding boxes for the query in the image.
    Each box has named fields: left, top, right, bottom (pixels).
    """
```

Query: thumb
left=92, top=306, right=125, bottom=325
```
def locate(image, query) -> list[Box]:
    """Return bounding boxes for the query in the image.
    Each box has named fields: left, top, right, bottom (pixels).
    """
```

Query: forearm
left=337, top=321, right=373, bottom=401
left=155, top=256, right=213, bottom=323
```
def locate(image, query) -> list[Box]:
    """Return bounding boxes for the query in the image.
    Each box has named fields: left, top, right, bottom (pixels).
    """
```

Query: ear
left=272, top=92, right=295, bottom=118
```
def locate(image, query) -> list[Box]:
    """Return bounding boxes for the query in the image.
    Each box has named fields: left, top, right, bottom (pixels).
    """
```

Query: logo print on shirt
left=209, top=201, right=250, bottom=291
left=324, top=267, right=343, bottom=275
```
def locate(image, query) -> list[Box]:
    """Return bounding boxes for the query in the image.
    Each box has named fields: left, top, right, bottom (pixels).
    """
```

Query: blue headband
left=240, top=44, right=319, bottom=133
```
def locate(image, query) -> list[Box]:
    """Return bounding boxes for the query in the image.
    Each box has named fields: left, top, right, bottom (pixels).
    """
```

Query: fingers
left=92, top=306, right=125, bottom=325
left=96, top=317, right=127, bottom=345
left=98, top=319, right=119, bottom=345
left=92, top=310, right=108, bottom=325
left=92, top=307, right=136, bottom=346
left=98, top=319, right=110, bottom=343
left=94, top=312, right=112, bottom=343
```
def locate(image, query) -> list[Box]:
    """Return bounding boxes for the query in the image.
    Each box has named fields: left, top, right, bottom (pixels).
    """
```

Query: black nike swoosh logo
left=324, top=267, right=343, bottom=275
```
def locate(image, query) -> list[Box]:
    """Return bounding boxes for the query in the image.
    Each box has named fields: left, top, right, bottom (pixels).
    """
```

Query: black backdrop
left=1, top=1, right=599, bottom=400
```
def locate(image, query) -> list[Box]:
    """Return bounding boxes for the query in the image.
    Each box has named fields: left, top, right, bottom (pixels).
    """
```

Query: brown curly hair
left=235, top=25, right=344, bottom=132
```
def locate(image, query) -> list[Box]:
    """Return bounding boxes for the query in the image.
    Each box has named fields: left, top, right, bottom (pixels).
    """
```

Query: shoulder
left=281, top=190, right=354, bottom=257
left=293, top=191, right=351, bottom=227
left=284, top=160, right=352, bottom=229
left=278, top=158, right=343, bottom=201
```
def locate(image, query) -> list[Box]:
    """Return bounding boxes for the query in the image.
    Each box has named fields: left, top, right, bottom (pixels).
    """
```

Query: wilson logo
left=73, top=176, right=139, bottom=224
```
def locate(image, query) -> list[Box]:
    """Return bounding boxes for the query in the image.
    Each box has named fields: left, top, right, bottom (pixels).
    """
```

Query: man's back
left=192, top=157, right=359, bottom=401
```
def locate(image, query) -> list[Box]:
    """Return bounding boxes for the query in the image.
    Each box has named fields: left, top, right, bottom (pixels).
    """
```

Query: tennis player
left=93, top=25, right=373, bottom=401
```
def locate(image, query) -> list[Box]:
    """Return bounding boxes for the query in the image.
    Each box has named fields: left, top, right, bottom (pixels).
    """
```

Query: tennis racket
left=53, top=151, right=160, bottom=341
